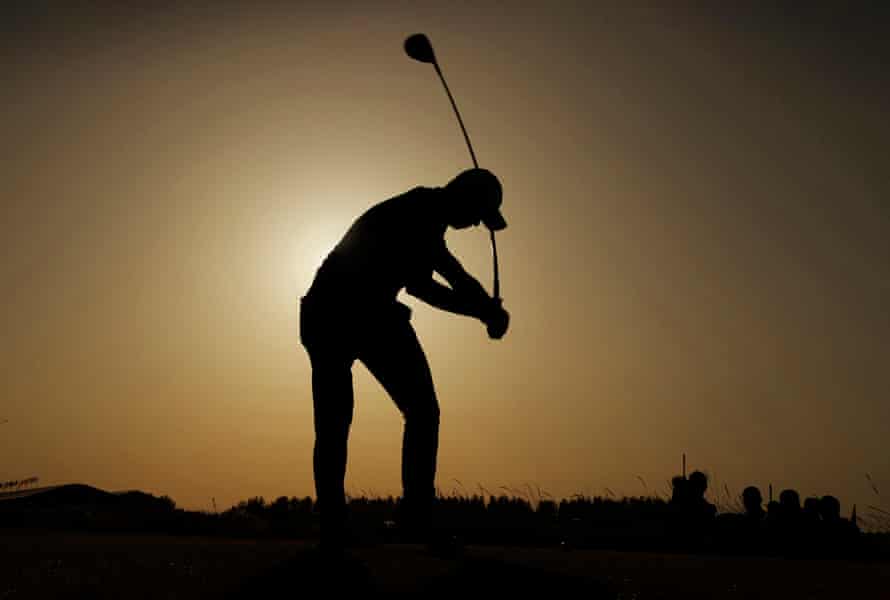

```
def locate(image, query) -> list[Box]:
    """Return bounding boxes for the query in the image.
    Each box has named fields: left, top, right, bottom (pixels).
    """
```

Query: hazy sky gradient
left=3, top=2, right=888, bottom=517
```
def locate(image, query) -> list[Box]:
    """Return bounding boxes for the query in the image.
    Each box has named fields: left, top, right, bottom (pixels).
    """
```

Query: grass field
left=2, top=529, right=888, bottom=599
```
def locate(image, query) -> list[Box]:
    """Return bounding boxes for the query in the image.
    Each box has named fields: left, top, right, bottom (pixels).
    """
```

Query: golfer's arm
left=405, top=278, right=488, bottom=319
left=434, top=246, right=493, bottom=307
left=406, top=246, right=494, bottom=317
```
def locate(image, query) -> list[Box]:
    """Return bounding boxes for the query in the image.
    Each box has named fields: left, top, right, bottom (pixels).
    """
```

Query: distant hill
left=0, top=484, right=114, bottom=506
left=0, top=483, right=178, bottom=531
left=0, top=485, right=60, bottom=502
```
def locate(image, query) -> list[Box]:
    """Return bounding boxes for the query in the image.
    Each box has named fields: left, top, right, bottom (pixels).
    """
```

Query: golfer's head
left=444, top=168, right=507, bottom=231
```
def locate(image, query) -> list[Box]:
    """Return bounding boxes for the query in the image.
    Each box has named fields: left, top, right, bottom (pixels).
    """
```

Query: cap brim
left=483, top=210, right=507, bottom=231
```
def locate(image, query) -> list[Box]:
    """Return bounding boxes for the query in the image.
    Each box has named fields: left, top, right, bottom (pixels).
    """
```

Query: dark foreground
left=2, top=530, right=888, bottom=599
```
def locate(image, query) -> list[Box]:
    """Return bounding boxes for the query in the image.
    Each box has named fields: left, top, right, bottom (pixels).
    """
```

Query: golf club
left=404, top=33, right=502, bottom=303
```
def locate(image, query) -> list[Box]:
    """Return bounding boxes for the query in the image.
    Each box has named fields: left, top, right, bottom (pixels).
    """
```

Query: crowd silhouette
left=668, top=470, right=861, bottom=557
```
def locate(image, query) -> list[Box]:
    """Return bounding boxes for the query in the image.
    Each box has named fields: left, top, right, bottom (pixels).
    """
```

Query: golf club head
left=404, top=33, right=437, bottom=65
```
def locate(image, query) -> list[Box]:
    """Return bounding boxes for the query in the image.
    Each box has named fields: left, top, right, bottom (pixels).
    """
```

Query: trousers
left=299, top=296, right=440, bottom=534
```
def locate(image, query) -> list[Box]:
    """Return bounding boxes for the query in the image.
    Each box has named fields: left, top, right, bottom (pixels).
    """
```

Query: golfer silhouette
left=300, top=168, right=509, bottom=552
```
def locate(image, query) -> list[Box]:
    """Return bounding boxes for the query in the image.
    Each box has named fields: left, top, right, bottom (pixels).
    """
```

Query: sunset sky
left=3, top=3, right=888, bottom=519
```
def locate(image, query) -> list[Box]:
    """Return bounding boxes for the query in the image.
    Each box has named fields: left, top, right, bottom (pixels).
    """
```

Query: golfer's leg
left=359, top=320, right=439, bottom=527
left=310, top=353, right=354, bottom=541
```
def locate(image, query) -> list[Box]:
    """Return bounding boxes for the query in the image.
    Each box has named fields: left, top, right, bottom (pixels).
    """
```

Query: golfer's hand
left=485, top=301, right=510, bottom=340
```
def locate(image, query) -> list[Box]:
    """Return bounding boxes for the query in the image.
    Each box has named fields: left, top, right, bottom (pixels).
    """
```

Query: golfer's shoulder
left=381, top=186, right=443, bottom=225
left=389, top=185, right=439, bottom=206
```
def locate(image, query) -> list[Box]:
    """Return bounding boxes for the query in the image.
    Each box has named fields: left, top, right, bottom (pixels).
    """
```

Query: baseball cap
left=447, top=168, right=507, bottom=231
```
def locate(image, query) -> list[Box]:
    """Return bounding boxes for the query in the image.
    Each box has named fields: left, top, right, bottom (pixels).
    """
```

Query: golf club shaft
left=434, top=64, right=478, bottom=169
left=433, top=63, right=500, bottom=301
left=490, top=230, right=500, bottom=301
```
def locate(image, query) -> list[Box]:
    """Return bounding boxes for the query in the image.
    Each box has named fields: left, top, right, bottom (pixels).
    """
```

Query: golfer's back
left=306, top=187, right=446, bottom=308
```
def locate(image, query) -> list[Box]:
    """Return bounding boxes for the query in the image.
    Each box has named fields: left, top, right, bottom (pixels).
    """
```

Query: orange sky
left=2, top=3, right=888, bottom=521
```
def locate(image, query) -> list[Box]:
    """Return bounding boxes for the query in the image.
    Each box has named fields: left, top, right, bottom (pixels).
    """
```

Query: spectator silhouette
left=802, top=496, right=821, bottom=522
left=300, top=169, right=509, bottom=553
left=818, top=495, right=859, bottom=556
left=818, top=495, right=842, bottom=523
left=670, top=475, right=688, bottom=506
left=767, top=488, right=804, bottom=554
left=742, top=486, right=765, bottom=522
left=729, top=485, right=766, bottom=553
left=668, top=471, right=715, bottom=551
left=778, top=489, right=802, bottom=522
left=686, top=471, right=717, bottom=521
left=795, top=496, right=822, bottom=553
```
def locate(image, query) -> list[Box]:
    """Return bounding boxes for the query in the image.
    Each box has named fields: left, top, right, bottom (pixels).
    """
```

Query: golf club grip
left=434, top=64, right=478, bottom=169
